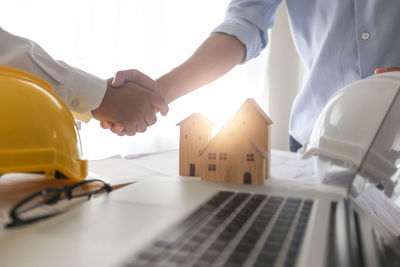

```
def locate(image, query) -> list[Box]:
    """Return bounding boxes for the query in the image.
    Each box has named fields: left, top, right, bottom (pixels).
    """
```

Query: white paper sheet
left=355, top=186, right=400, bottom=237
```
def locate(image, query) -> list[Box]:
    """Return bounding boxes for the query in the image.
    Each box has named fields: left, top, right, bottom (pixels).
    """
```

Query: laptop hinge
left=329, top=200, right=363, bottom=267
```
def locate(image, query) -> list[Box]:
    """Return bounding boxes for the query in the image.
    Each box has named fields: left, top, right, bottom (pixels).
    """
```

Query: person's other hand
left=91, top=75, right=168, bottom=136
left=375, top=67, right=400, bottom=74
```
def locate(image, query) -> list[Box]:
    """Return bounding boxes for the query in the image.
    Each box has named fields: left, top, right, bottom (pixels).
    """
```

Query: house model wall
left=177, top=113, right=213, bottom=176
left=234, top=98, right=273, bottom=177
left=200, top=120, right=267, bottom=185
left=177, top=98, right=272, bottom=185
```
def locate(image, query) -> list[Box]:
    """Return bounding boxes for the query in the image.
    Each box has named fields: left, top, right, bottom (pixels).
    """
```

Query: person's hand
left=375, top=67, right=400, bottom=74
left=100, top=69, right=168, bottom=135
left=91, top=72, right=168, bottom=136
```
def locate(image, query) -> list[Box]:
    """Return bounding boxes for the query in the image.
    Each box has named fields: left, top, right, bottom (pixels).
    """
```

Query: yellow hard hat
left=0, top=65, right=87, bottom=181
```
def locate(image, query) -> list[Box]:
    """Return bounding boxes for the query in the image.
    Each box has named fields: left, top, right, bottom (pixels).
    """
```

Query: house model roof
left=235, top=98, right=273, bottom=125
left=176, top=113, right=214, bottom=126
left=177, top=98, right=271, bottom=159
left=199, top=118, right=268, bottom=158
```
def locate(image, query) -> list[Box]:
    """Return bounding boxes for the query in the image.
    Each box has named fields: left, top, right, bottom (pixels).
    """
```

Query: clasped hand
left=92, top=70, right=168, bottom=136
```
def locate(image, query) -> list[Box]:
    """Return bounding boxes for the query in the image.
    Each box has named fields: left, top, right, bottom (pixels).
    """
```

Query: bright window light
left=2, top=0, right=268, bottom=159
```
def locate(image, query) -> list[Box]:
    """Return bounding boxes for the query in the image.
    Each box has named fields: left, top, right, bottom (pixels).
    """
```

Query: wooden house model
left=234, top=98, right=273, bottom=177
left=177, top=98, right=272, bottom=185
left=177, top=113, right=213, bottom=176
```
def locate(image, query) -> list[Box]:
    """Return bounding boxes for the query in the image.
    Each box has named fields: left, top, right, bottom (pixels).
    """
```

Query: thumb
left=111, top=71, right=129, bottom=87
left=150, top=94, right=169, bottom=116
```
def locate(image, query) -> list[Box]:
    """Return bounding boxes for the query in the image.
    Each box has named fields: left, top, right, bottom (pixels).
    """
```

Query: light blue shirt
left=213, top=0, right=400, bottom=145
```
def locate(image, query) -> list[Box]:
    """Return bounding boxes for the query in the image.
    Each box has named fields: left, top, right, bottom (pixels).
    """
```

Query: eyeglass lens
left=14, top=189, right=60, bottom=221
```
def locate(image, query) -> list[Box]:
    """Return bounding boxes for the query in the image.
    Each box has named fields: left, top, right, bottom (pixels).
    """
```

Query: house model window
left=219, top=153, right=227, bottom=160
left=208, top=153, right=216, bottom=160
left=246, top=153, right=255, bottom=162
left=208, top=164, right=216, bottom=171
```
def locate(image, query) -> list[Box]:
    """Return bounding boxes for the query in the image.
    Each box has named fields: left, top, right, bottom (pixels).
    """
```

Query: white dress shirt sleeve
left=0, top=27, right=107, bottom=122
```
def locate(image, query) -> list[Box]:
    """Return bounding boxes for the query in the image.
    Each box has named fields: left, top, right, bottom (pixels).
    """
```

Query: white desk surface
left=0, top=149, right=347, bottom=238
left=1, top=148, right=399, bottom=267
left=89, top=149, right=347, bottom=195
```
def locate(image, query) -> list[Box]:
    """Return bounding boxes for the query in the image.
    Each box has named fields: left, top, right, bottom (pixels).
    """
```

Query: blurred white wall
left=1, top=0, right=301, bottom=158
left=263, top=2, right=304, bottom=151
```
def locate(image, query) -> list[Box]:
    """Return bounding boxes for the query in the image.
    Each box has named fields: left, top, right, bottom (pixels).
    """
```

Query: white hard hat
left=299, top=71, right=400, bottom=188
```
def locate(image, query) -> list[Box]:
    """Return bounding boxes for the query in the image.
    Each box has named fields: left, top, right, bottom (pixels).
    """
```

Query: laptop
left=1, top=98, right=400, bottom=267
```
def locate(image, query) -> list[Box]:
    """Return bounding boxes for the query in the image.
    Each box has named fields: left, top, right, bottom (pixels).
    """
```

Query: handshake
left=91, top=70, right=169, bottom=136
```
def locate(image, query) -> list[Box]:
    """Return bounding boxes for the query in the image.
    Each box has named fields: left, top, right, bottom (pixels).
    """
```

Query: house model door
left=190, top=164, right=195, bottom=176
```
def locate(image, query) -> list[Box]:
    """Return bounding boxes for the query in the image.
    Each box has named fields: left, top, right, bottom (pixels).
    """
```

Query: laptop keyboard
left=124, top=191, right=313, bottom=267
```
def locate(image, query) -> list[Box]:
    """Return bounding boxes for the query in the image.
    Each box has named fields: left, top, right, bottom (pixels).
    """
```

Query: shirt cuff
left=53, top=65, right=107, bottom=122
left=71, top=111, right=93, bottom=123
left=212, top=19, right=267, bottom=63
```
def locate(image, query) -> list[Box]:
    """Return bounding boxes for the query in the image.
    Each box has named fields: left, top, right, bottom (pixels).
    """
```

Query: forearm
left=156, top=32, right=246, bottom=103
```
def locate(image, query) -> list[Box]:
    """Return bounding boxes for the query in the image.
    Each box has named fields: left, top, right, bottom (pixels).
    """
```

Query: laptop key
left=263, top=242, right=281, bottom=253
left=287, top=247, right=299, bottom=259
left=208, top=241, right=226, bottom=252
left=256, top=251, right=278, bottom=263
left=269, top=196, right=284, bottom=203
left=268, top=233, right=286, bottom=243
left=200, top=250, right=220, bottom=262
left=284, top=258, right=296, bottom=267
left=254, top=263, right=274, bottom=267
left=192, top=261, right=211, bottom=267
left=137, top=246, right=164, bottom=261
left=180, top=242, right=198, bottom=252
left=169, top=251, right=189, bottom=263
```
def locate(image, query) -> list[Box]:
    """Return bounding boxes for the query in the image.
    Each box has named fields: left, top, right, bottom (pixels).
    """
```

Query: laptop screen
left=350, top=86, right=400, bottom=236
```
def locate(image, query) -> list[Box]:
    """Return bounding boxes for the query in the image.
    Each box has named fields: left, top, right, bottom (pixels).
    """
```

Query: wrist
left=156, top=76, right=174, bottom=104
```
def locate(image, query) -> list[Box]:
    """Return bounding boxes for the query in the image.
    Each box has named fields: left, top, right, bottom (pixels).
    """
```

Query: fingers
left=122, top=119, right=137, bottom=136
left=143, top=109, right=157, bottom=126
left=100, top=121, right=113, bottom=129
left=124, top=126, right=137, bottom=136
left=112, top=69, right=159, bottom=92
left=375, top=67, right=400, bottom=74
left=136, top=117, right=148, bottom=133
left=149, top=94, right=169, bottom=116
left=111, top=122, right=125, bottom=134
left=100, top=121, right=125, bottom=134
left=118, top=111, right=149, bottom=135
left=103, top=113, right=156, bottom=136
left=111, top=71, right=128, bottom=87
